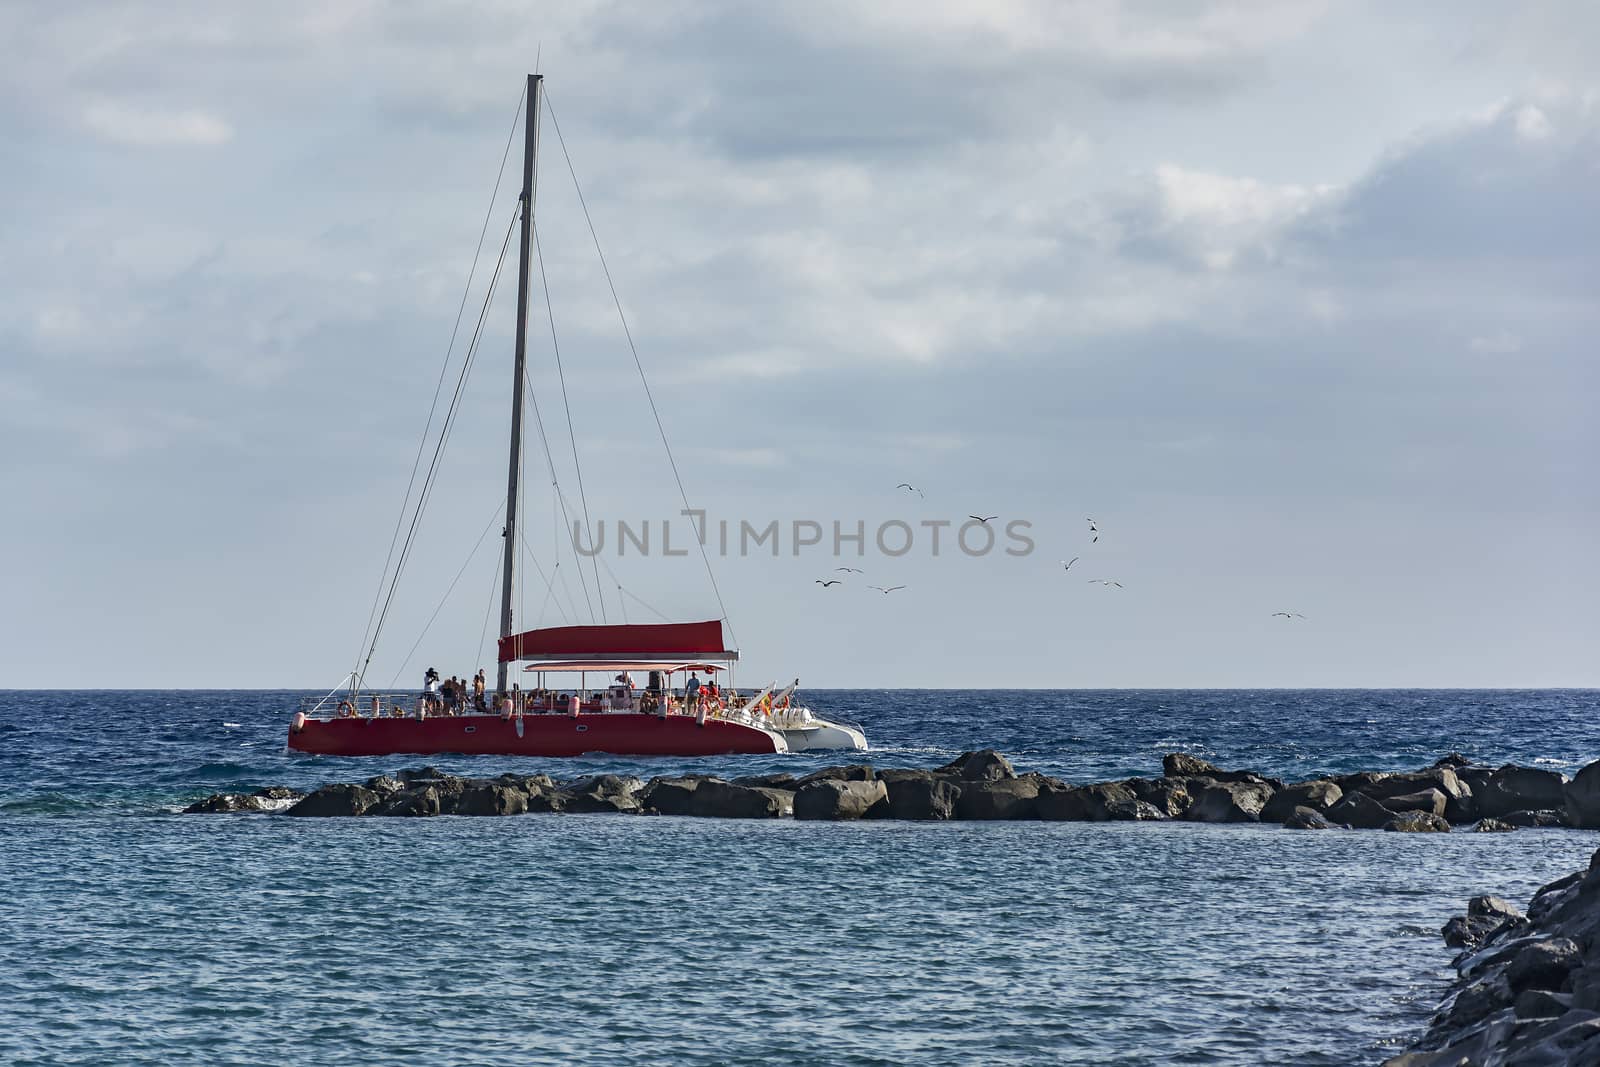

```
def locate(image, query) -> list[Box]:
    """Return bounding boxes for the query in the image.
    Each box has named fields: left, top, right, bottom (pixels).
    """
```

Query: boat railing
left=298, top=692, right=436, bottom=718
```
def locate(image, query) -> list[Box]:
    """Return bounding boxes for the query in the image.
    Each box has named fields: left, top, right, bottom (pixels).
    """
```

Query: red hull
left=287, top=712, right=783, bottom=757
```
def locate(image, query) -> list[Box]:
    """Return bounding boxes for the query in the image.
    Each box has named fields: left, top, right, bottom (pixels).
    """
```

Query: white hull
left=779, top=722, right=868, bottom=752
left=767, top=704, right=868, bottom=752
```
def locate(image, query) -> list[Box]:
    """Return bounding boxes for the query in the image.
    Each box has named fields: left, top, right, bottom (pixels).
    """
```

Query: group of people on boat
left=328, top=666, right=785, bottom=723
left=421, top=667, right=488, bottom=714
left=282, top=661, right=780, bottom=724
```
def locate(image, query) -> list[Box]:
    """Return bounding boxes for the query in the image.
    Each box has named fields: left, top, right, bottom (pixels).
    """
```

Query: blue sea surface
left=2, top=689, right=1597, bottom=1065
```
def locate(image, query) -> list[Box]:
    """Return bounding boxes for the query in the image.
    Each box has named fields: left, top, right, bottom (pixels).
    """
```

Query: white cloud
left=81, top=100, right=233, bottom=145
left=1469, top=330, right=1523, bottom=355
left=1515, top=104, right=1554, bottom=141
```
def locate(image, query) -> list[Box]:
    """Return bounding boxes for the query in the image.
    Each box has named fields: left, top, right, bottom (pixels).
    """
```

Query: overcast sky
left=3, top=1, right=1596, bottom=689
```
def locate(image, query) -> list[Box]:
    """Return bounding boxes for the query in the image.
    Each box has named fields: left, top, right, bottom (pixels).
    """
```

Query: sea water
left=2, top=689, right=1596, bottom=1065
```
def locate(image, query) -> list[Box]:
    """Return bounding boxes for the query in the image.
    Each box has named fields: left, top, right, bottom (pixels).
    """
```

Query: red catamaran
left=287, top=74, right=865, bottom=759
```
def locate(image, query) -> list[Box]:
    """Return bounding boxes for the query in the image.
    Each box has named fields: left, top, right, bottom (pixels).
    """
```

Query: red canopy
left=498, top=620, right=733, bottom=664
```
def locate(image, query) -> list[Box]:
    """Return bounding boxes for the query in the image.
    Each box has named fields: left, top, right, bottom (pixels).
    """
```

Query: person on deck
left=423, top=667, right=440, bottom=712
left=685, top=672, right=702, bottom=713
left=473, top=670, right=486, bottom=711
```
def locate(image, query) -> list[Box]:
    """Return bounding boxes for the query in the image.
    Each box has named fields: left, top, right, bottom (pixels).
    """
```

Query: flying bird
left=1087, top=518, right=1099, bottom=544
left=1087, top=579, right=1123, bottom=588
left=836, top=567, right=864, bottom=574
left=1061, top=557, right=1079, bottom=572
left=815, top=579, right=842, bottom=588
left=896, top=483, right=924, bottom=498
left=969, top=514, right=998, bottom=524
left=868, top=585, right=907, bottom=594
left=1271, top=612, right=1306, bottom=619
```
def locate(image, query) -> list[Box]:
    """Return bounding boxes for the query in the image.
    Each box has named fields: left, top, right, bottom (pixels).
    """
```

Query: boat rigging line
left=543, top=89, right=737, bottom=646
left=517, top=356, right=597, bottom=623
left=532, top=218, right=607, bottom=623
left=358, top=206, right=519, bottom=689
left=349, top=83, right=527, bottom=691
left=387, top=498, right=507, bottom=689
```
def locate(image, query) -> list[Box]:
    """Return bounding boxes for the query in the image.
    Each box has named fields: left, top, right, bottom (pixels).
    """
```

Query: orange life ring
left=337, top=700, right=355, bottom=718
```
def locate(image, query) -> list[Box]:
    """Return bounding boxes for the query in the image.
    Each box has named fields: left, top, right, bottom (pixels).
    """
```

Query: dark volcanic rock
left=1564, top=758, right=1600, bottom=829
left=1325, top=791, right=1393, bottom=829
left=1513, top=988, right=1571, bottom=1020
left=1472, top=764, right=1566, bottom=819
left=1432, top=753, right=1474, bottom=769
left=793, top=764, right=876, bottom=789
left=1360, top=769, right=1469, bottom=806
left=1330, top=770, right=1394, bottom=795
left=285, top=783, right=378, bottom=817
left=1471, top=818, right=1516, bottom=832
left=954, top=776, right=1041, bottom=820
left=1282, top=806, right=1337, bottom=830
left=1383, top=811, right=1450, bottom=832
left=396, top=765, right=453, bottom=784
left=1037, top=781, right=1136, bottom=821
left=184, top=793, right=269, bottom=814
left=565, top=774, right=644, bottom=800
left=1106, top=799, right=1168, bottom=821
left=1505, top=938, right=1582, bottom=991
left=937, top=750, right=1016, bottom=782
left=1261, top=780, right=1343, bottom=823
left=639, top=776, right=706, bottom=816
left=1183, top=778, right=1274, bottom=823
left=453, top=783, right=529, bottom=816
left=363, top=775, right=405, bottom=797
left=876, top=772, right=959, bottom=821
left=1163, top=752, right=1220, bottom=778
left=1124, top=777, right=1195, bottom=818
left=185, top=785, right=306, bottom=813
left=1443, top=896, right=1526, bottom=949
left=731, top=772, right=798, bottom=790
left=559, top=789, right=641, bottom=814
left=1502, top=808, right=1569, bottom=828
left=557, top=774, right=643, bottom=814
left=794, top=779, right=887, bottom=820
left=1386, top=851, right=1600, bottom=1066
left=689, top=779, right=792, bottom=819
left=1380, top=788, right=1449, bottom=818
left=370, top=785, right=441, bottom=817
left=1162, top=753, right=1280, bottom=788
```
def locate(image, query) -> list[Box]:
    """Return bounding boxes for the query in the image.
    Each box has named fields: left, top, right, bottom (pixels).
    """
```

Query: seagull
left=815, top=579, right=842, bottom=588
left=1271, top=612, right=1306, bottom=619
left=836, top=567, right=864, bottom=574
left=896, top=483, right=924, bottom=498
left=1060, top=557, right=1079, bottom=572
left=1087, top=518, right=1099, bottom=544
left=1087, top=579, right=1123, bottom=588
left=969, top=514, right=998, bottom=524
left=868, top=585, right=907, bottom=595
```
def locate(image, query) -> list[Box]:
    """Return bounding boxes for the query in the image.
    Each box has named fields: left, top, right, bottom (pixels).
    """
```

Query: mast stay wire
left=350, top=83, right=528, bottom=688
left=543, top=91, right=736, bottom=645
left=532, top=218, right=607, bottom=624
left=360, top=208, right=519, bottom=686
left=387, top=497, right=506, bottom=689
left=518, top=354, right=597, bottom=622
left=476, top=548, right=502, bottom=673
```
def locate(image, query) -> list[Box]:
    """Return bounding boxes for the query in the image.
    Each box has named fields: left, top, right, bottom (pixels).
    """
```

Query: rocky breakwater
left=1385, top=847, right=1600, bottom=1065
left=183, top=749, right=1600, bottom=829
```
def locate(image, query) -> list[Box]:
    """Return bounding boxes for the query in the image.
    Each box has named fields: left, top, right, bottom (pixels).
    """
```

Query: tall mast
left=497, top=73, right=542, bottom=697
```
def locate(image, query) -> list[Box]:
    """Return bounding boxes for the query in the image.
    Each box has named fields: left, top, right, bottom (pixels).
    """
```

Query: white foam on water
left=222, top=722, right=242, bottom=727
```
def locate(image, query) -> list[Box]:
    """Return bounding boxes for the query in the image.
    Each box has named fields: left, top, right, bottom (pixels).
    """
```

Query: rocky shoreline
left=1385, top=847, right=1600, bottom=1065
left=184, top=749, right=1600, bottom=828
